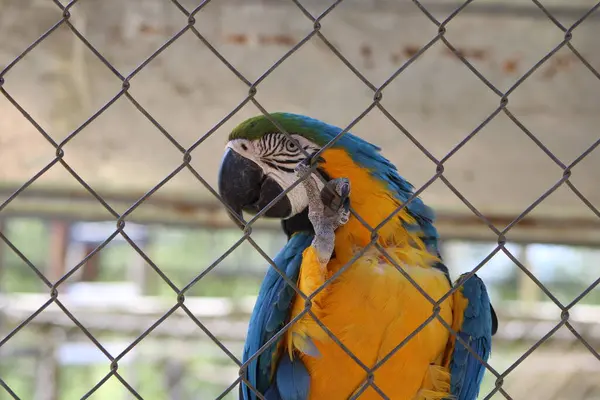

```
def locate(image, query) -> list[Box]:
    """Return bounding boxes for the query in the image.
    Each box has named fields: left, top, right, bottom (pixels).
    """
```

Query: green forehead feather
left=228, top=113, right=329, bottom=146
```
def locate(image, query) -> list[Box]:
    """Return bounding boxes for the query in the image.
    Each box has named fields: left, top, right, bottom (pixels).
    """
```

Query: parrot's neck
left=282, top=208, right=314, bottom=240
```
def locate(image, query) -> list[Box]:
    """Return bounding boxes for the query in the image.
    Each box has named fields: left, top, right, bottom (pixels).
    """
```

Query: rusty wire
left=1, top=0, right=600, bottom=399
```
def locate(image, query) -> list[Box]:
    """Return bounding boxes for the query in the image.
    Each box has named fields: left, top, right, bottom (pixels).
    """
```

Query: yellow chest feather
left=287, top=246, right=453, bottom=400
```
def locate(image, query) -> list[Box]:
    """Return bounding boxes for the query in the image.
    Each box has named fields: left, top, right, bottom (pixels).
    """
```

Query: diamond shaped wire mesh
left=1, top=0, right=600, bottom=399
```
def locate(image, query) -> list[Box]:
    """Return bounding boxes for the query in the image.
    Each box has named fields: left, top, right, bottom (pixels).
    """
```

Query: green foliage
left=0, top=219, right=280, bottom=296
left=0, top=358, right=239, bottom=399
left=2, top=218, right=49, bottom=292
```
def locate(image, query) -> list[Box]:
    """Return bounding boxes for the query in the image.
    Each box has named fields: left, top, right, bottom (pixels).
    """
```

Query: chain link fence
left=1, top=0, right=600, bottom=399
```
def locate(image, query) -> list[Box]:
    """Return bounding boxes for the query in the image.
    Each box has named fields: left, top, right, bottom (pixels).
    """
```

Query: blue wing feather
left=275, top=352, right=311, bottom=400
left=264, top=385, right=282, bottom=400
left=241, top=233, right=313, bottom=400
left=449, top=273, right=494, bottom=400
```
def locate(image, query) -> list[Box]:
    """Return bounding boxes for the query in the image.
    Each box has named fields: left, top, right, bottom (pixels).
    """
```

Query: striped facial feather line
left=258, top=133, right=316, bottom=173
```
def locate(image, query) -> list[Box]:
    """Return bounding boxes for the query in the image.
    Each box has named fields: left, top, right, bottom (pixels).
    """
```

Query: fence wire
left=1, top=0, right=600, bottom=399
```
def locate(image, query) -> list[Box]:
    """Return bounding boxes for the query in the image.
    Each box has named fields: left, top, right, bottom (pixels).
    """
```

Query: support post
left=516, top=244, right=539, bottom=311
left=48, top=221, right=69, bottom=283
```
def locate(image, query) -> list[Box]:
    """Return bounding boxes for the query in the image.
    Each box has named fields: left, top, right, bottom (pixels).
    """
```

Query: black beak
left=218, top=148, right=292, bottom=228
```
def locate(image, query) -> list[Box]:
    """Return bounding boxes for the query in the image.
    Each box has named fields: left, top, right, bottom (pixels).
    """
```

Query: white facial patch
left=274, top=167, right=325, bottom=217
left=226, top=135, right=324, bottom=218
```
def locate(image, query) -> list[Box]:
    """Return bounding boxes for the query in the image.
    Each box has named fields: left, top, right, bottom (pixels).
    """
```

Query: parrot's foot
left=319, top=178, right=351, bottom=228
left=295, top=156, right=351, bottom=265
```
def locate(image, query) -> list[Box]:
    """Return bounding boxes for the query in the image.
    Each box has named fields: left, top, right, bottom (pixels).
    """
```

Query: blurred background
left=1, top=0, right=599, bottom=399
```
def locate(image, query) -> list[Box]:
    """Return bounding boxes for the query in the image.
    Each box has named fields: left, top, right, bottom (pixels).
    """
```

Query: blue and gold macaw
left=217, top=113, right=498, bottom=400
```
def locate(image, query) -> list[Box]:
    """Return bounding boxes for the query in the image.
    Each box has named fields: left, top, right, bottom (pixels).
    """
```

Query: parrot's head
left=218, top=113, right=335, bottom=229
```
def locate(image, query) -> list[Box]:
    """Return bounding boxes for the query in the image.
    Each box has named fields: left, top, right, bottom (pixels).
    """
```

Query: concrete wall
left=1, top=0, right=599, bottom=242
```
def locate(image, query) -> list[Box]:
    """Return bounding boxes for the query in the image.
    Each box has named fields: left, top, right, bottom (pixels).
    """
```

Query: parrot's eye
left=286, top=141, right=297, bottom=151
left=241, top=143, right=248, bottom=151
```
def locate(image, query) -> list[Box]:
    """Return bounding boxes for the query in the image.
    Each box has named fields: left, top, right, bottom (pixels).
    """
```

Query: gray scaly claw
left=294, top=154, right=323, bottom=178
left=295, top=155, right=351, bottom=264
left=320, top=178, right=351, bottom=229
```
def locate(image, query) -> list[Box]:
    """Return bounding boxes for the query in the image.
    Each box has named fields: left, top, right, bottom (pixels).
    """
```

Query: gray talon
left=320, top=178, right=351, bottom=229
left=294, top=154, right=323, bottom=178
left=297, top=168, right=351, bottom=265
left=294, top=159, right=311, bottom=178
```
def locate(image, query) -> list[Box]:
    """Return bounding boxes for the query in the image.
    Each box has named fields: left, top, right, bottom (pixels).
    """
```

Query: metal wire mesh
left=1, top=0, right=600, bottom=399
